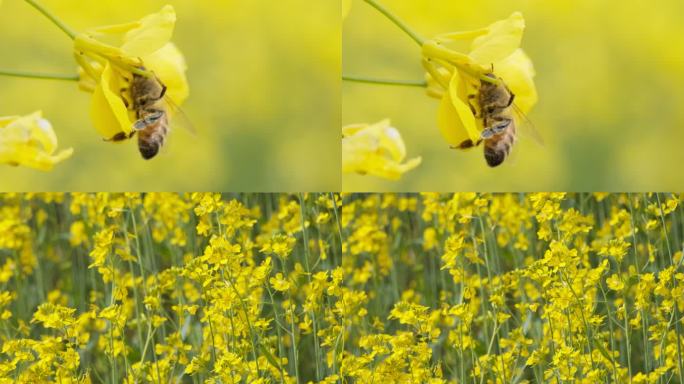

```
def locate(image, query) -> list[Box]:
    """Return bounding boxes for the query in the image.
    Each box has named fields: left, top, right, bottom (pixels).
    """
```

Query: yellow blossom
left=261, top=234, right=297, bottom=259
left=606, top=274, right=625, bottom=291
left=74, top=5, right=189, bottom=140
left=31, top=303, right=76, bottom=329
left=422, top=12, right=537, bottom=148
left=342, top=119, right=422, bottom=180
left=270, top=273, right=291, bottom=292
left=0, top=112, right=72, bottom=170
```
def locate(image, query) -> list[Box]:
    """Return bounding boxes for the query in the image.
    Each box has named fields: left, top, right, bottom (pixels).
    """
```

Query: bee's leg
left=104, top=131, right=136, bottom=142
left=506, top=92, right=515, bottom=108
left=157, top=84, right=167, bottom=100
left=120, top=87, right=131, bottom=109
left=486, top=91, right=516, bottom=112
left=467, top=94, right=479, bottom=117
left=487, top=100, right=514, bottom=113
left=450, top=138, right=482, bottom=150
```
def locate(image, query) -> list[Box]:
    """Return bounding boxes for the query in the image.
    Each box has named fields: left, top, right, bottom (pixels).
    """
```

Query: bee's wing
left=162, top=96, right=196, bottom=136
left=512, top=103, right=544, bottom=146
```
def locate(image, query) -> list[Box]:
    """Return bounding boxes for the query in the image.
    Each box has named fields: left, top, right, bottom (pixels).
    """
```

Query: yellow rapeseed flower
left=0, top=111, right=73, bottom=171
left=270, top=273, right=291, bottom=292
left=31, top=303, right=76, bottom=329
left=342, top=119, right=422, bottom=180
left=74, top=5, right=189, bottom=140
left=422, top=12, right=537, bottom=148
left=606, top=274, right=625, bottom=291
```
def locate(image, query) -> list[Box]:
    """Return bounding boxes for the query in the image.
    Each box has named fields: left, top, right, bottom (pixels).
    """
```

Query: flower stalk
left=0, top=68, right=79, bottom=81
left=342, top=75, right=427, bottom=88
left=362, top=0, right=425, bottom=46
left=24, top=0, right=77, bottom=39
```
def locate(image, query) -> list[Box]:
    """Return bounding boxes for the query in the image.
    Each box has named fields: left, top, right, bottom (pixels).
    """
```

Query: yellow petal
left=342, top=123, right=367, bottom=137
left=26, top=112, right=58, bottom=154
left=91, top=62, right=133, bottom=138
left=0, top=116, right=21, bottom=129
left=438, top=92, right=467, bottom=147
left=75, top=6, right=175, bottom=66
left=143, top=43, right=189, bottom=105
left=121, top=5, right=176, bottom=57
left=372, top=119, right=406, bottom=161
left=495, top=49, right=537, bottom=114
left=469, top=12, right=525, bottom=66
left=439, top=73, right=479, bottom=146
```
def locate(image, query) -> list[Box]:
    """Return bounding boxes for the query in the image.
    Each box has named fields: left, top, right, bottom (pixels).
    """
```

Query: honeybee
left=459, top=73, right=539, bottom=167
left=478, top=73, right=517, bottom=167
left=130, top=71, right=170, bottom=159
left=108, top=69, right=179, bottom=160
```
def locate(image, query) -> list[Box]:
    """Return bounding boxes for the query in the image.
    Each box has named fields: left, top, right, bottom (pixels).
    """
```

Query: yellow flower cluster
left=341, top=193, right=684, bottom=383
left=2, top=193, right=684, bottom=382
left=0, top=193, right=341, bottom=383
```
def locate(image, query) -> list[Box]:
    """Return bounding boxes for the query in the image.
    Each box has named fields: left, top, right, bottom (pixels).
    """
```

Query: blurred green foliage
left=0, top=0, right=339, bottom=191
left=343, top=0, right=684, bottom=191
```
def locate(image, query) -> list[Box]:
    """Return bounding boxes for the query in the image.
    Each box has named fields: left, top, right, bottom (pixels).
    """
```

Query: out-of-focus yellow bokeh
left=0, top=0, right=339, bottom=191
left=343, top=0, right=684, bottom=191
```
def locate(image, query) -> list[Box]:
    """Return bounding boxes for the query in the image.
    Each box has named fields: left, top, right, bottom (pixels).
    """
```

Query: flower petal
left=438, top=73, right=480, bottom=146
left=91, top=62, right=133, bottom=138
left=495, top=49, right=537, bottom=114
left=143, top=43, right=189, bottom=105
left=28, top=113, right=58, bottom=154
left=437, top=92, right=467, bottom=146
left=121, top=5, right=176, bottom=57
left=469, top=12, right=525, bottom=66
left=370, top=120, right=406, bottom=162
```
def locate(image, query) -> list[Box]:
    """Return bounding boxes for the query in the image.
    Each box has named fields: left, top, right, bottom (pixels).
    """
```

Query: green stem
left=24, top=0, right=77, bottom=39
left=342, top=74, right=427, bottom=88
left=363, top=0, right=425, bottom=46
left=0, top=69, right=79, bottom=81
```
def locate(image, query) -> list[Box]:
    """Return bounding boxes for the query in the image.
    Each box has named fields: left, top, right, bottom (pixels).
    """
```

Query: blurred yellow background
left=0, top=0, right=339, bottom=191
left=343, top=0, right=684, bottom=191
